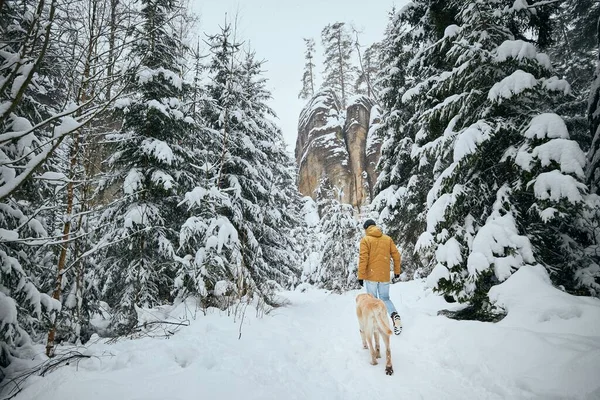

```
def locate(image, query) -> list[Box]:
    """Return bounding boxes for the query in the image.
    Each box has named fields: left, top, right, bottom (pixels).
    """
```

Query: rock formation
left=295, top=89, right=382, bottom=209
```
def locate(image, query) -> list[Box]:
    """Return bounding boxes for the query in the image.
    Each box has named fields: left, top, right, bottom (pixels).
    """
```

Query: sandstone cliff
left=295, top=89, right=382, bottom=209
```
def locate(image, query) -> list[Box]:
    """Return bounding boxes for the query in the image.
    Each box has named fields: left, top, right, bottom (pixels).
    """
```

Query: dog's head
left=356, top=293, right=374, bottom=303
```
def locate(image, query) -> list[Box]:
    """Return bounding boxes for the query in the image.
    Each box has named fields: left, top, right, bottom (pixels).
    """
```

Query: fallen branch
left=0, top=351, right=92, bottom=400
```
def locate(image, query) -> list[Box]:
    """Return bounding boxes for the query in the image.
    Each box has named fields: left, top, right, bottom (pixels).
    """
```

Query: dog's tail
left=375, top=308, right=392, bottom=336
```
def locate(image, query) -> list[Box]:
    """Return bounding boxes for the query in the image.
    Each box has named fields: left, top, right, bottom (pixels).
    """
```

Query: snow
left=489, top=265, right=600, bottom=336
left=27, top=218, right=47, bottom=237
left=0, top=291, right=18, bottom=329
left=151, top=170, right=174, bottom=191
left=37, top=171, right=67, bottom=185
left=113, top=98, right=131, bottom=109
left=495, top=40, right=552, bottom=70
left=426, top=184, right=463, bottom=232
left=542, top=76, right=571, bottom=95
left=488, top=70, right=538, bottom=103
left=511, top=0, right=529, bottom=11
left=415, top=231, right=434, bottom=252
left=141, top=139, right=174, bottom=165
left=523, top=113, right=569, bottom=139
left=0, top=228, right=18, bottom=241
left=207, top=217, right=238, bottom=253
left=515, top=138, right=586, bottom=179
left=137, top=67, right=183, bottom=90
left=453, top=121, right=492, bottom=162
left=530, top=139, right=586, bottom=178
left=443, top=24, right=460, bottom=38
left=425, top=263, right=450, bottom=288
left=123, top=204, right=157, bottom=228
left=9, top=279, right=600, bottom=400
left=532, top=170, right=587, bottom=203
left=435, top=237, right=463, bottom=268
left=53, top=116, right=82, bottom=137
left=123, top=168, right=143, bottom=195
left=301, top=196, right=319, bottom=227
left=213, top=281, right=230, bottom=296
left=461, top=186, right=536, bottom=283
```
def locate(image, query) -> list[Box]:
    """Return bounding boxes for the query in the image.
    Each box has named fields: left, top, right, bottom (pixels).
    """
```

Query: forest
left=1, top=0, right=599, bottom=391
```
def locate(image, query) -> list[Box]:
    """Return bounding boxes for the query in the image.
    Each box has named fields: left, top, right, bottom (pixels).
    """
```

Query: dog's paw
left=363, top=345, right=368, bottom=350
left=385, top=366, right=394, bottom=376
left=371, top=360, right=378, bottom=366
left=376, top=352, right=381, bottom=359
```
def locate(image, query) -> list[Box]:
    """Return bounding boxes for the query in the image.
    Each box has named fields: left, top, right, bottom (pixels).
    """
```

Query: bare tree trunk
left=106, top=0, right=119, bottom=99
left=353, top=31, right=378, bottom=102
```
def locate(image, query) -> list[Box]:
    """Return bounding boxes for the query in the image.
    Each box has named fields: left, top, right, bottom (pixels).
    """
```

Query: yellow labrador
left=355, top=293, right=393, bottom=375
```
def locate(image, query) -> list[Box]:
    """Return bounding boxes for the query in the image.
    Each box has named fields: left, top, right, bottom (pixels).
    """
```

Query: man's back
left=358, top=225, right=401, bottom=283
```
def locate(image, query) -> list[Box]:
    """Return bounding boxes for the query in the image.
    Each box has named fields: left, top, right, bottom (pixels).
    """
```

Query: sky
left=191, top=0, right=403, bottom=151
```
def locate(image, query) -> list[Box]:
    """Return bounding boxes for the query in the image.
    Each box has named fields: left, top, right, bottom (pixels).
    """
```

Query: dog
left=355, top=293, right=394, bottom=375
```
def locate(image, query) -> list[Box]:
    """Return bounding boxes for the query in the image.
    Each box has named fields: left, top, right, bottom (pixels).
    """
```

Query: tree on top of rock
left=321, top=22, right=356, bottom=108
left=299, top=38, right=316, bottom=100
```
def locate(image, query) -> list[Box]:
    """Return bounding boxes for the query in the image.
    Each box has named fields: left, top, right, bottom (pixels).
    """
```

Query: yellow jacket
left=358, top=226, right=401, bottom=282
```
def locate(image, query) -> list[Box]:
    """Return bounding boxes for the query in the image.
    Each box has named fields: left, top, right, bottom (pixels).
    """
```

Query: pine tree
left=376, top=0, right=592, bottom=317
left=0, top=0, right=80, bottom=367
left=299, top=38, right=316, bottom=100
left=550, top=0, right=600, bottom=150
left=579, top=13, right=600, bottom=296
left=96, top=0, right=196, bottom=333
left=301, top=176, right=360, bottom=291
left=321, top=22, right=356, bottom=108
left=374, top=1, right=457, bottom=278
left=177, top=26, right=300, bottom=309
left=318, top=200, right=361, bottom=292
left=355, top=42, right=381, bottom=98
left=588, top=14, right=600, bottom=195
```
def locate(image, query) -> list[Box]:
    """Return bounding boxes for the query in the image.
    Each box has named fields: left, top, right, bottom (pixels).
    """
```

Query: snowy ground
left=5, top=266, right=600, bottom=400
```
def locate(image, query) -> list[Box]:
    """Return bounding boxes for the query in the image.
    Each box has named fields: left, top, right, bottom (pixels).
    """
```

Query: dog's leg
left=382, top=332, right=393, bottom=376
left=374, top=330, right=381, bottom=359
left=366, top=335, right=377, bottom=365
left=359, top=329, right=368, bottom=349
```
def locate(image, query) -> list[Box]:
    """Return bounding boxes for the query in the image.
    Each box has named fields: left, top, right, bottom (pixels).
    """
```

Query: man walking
left=357, top=219, right=402, bottom=335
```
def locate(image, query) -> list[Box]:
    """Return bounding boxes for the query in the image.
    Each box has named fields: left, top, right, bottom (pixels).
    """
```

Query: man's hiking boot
left=391, top=312, right=402, bottom=335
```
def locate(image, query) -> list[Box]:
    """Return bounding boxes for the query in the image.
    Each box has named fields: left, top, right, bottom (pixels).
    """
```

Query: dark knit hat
left=363, top=219, right=376, bottom=230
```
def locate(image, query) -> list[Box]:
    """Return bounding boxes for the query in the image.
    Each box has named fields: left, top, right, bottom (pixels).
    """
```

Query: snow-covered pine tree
left=589, top=13, right=600, bottom=195
left=378, top=0, right=593, bottom=317
left=174, top=22, right=245, bottom=308
left=96, top=0, right=196, bottom=333
left=0, top=0, right=87, bottom=369
left=237, top=49, right=302, bottom=292
left=549, top=0, right=600, bottom=150
left=318, top=199, right=361, bottom=292
left=321, top=22, right=356, bottom=108
left=374, top=1, right=458, bottom=278
left=578, top=13, right=600, bottom=296
left=298, top=196, right=323, bottom=286
left=177, top=26, right=300, bottom=309
left=420, top=1, right=590, bottom=315
left=299, top=38, right=316, bottom=100
left=303, top=176, right=360, bottom=291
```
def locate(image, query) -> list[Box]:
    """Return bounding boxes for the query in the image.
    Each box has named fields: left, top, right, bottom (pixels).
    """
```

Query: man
left=357, top=219, right=402, bottom=335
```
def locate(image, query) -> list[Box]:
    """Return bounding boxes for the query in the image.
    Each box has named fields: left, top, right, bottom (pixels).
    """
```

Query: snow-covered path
left=9, top=269, right=600, bottom=400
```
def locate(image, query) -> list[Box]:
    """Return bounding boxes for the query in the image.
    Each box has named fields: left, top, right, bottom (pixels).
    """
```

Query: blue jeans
left=365, top=280, right=397, bottom=316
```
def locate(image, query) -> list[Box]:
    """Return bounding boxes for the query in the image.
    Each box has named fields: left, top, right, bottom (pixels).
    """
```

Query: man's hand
left=358, top=279, right=364, bottom=287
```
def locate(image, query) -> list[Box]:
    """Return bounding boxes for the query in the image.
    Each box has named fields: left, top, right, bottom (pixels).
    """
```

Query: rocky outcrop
left=295, top=89, right=382, bottom=209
